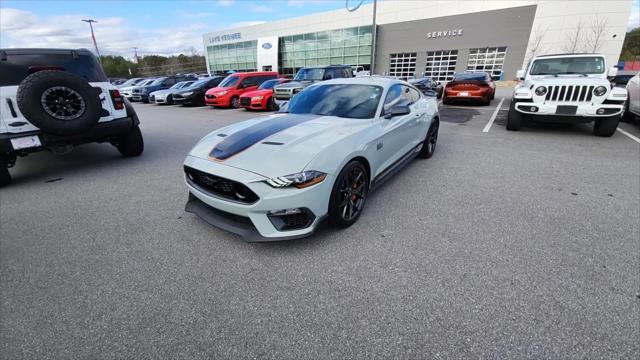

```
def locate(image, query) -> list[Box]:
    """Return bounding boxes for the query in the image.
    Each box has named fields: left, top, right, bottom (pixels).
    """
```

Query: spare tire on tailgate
left=16, top=70, right=101, bottom=136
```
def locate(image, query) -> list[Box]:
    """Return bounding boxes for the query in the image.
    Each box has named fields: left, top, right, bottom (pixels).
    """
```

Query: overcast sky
left=1, top=0, right=638, bottom=58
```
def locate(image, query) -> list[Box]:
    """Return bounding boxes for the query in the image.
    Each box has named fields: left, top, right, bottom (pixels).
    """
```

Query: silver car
left=150, top=81, right=195, bottom=105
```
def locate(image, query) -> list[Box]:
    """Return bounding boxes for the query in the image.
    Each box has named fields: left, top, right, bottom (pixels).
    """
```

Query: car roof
left=319, top=76, right=405, bottom=88
left=301, top=65, right=352, bottom=69
left=534, top=53, right=604, bottom=58
left=0, top=48, right=95, bottom=56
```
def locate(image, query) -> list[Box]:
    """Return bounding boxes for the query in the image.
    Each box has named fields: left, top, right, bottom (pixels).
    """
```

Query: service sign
left=427, top=29, right=463, bottom=39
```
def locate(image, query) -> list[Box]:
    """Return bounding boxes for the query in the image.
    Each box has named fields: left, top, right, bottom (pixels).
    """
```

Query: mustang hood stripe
left=209, top=114, right=319, bottom=160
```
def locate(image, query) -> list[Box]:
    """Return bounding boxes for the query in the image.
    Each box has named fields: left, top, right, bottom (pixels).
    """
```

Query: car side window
left=401, top=85, right=421, bottom=104
left=323, top=68, right=339, bottom=80
left=240, top=77, right=257, bottom=88
left=164, top=78, right=176, bottom=86
left=383, top=84, right=403, bottom=112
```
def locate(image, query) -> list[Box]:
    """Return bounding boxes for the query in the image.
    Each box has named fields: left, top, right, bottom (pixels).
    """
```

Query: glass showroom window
left=388, top=53, right=417, bottom=79
left=466, top=47, right=507, bottom=78
left=207, top=40, right=257, bottom=74
left=278, top=25, right=373, bottom=76
left=425, top=50, right=458, bottom=81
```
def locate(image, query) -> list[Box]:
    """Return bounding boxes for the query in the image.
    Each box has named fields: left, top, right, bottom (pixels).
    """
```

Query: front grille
left=240, top=97, right=251, bottom=106
left=184, top=166, right=259, bottom=204
left=133, top=89, right=141, bottom=94
left=545, top=85, right=595, bottom=102
left=205, top=94, right=216, bottom=99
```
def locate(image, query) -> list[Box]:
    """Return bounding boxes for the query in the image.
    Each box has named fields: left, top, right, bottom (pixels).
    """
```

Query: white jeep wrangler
left=507, top=53, right=627, bottom=137
left=0, top=48, right=144, bottom=186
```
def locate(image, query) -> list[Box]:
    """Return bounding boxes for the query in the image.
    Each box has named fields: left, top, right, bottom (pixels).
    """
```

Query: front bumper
left=183, top=155, right=332, bottom=241
left=240, top=96, right=267, bottom=110
left=173, top=95, right=200, bottom=105
left=0, top=116, right=138, bottom=157
left=514, top=102, right=623, bottom=117
left=131, top=93, right=148, bottom=102
left=205, top=94, right=230, bottom=107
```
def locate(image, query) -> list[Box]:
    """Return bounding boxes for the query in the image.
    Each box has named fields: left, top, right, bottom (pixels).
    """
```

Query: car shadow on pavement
left=1, top=144, right=134, bottom=188
left=439, top=107, right=482, bottom=124
left=493, top=113, right=596, bottom=136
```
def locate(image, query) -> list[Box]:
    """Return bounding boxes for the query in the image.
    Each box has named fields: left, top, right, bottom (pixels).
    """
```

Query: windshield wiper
left=535, top=73, right=558, bottom=77
left=564, top=72, right=589, bottom=77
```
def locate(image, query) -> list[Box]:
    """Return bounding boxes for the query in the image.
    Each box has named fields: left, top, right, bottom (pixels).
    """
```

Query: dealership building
left=202, top=0, right=633, bottom=80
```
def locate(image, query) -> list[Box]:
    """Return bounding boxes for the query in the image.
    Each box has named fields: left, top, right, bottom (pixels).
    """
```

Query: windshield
left=120, top=78, right=143, bottom=86
left=218, top=75, right=240, bottom=88
left=138, top=79, right=155, bottom=86
left=294, top=68, right=325, bottom=81
left=149, top=77, right=167, bottom=86
left=187, top=78, right=210, bottom=89
left=173, top=81, right=193, bottom=89
left=530, top=57, right=605, bottom=75
left=453, top=72, right=487, bottom=81
left=286, top=84, right=383, bottom=119
left=258, top=79, right=279, bottom=90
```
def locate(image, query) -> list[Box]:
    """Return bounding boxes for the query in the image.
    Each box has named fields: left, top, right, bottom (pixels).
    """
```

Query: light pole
left=81, top=19, right=101, bottom=58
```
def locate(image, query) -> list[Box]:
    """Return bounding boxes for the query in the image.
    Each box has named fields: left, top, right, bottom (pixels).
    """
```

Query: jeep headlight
left=266, top=171, right=326, bottom=189
left=534, top=86, right=547, bottom=96
left=593, top=86, right=607, bottom=97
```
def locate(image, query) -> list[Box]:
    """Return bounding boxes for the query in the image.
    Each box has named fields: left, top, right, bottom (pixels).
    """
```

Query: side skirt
left=370, top=142, right=422, bottom=192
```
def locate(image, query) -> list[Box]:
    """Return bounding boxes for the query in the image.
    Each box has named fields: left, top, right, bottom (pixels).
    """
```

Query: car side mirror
left=516, top=70, right=525, bottom=80
left=607, top=67, right=618, bottom=78
left=423, top=89, right=437, bottom=97
left=384, top=104, right=411, bottom=119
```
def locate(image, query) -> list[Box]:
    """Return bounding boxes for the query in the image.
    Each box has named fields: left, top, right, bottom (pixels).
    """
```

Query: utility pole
left=370, top=0, right=377, bottom=74
left=133, top=47, right=139, bottom=63
left=81, top=19, right=101, bottom=58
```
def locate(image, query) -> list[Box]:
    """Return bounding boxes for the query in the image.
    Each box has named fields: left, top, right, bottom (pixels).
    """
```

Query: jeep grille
left=545, top=85, right=595, bottom=103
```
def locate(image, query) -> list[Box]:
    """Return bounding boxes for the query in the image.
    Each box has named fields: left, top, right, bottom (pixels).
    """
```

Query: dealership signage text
left=209, top=32, right=241, bottom=44
left=427, top=29, right=463, bottom=39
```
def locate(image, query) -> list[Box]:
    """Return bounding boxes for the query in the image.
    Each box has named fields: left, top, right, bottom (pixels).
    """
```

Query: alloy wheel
left=40, top=86, right=86, bottom=120
left=337, top=166, right=368, bottom=221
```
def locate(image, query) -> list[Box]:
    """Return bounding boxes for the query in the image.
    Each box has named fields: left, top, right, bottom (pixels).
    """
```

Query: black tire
left=506, top=100, right=522, bottom=131
left=328, top=161, right=369, bottom=228
left=442, top=96, right=452, bottom=105
left=16, top=70, right=101, bottom=136
left=142, top=97, right=150, bottom=104
left=230, top=96, right=240, bottom=109
left=593, top=115, right=620, bottom=137
left=116, top=126, right=144, bottom=157
left=166, top=95, right=173, bottom=105
left=621, top=101, right=634, bottom=123
left=418, top=120, right=439, bottom=159
left=266, top=97, right=277, bottom=111
left=0, top=164, right=11, bottom=188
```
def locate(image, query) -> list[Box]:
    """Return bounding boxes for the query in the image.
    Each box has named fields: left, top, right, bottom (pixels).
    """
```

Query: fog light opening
left=529, top=106, right=538, bottom=112
left=269, top=208, right=303, bottom=216
left=596, top=108, right=606, bottom=115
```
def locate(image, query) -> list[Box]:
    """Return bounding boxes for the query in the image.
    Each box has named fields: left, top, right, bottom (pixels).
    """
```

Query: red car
left=443, top=72, right=495, bottom=105
left=205, top=71, right=278, bottom=108
left=239, top=78, right=291, bottom=110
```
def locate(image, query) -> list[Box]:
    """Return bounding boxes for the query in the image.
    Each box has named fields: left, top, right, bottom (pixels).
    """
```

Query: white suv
left=508, top=54, right=627, bottom=136
left=0, top=48, right=144, bottom=186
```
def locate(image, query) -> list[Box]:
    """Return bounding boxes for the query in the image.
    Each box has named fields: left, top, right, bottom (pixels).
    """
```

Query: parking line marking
left=616, top=127, right=640, bottom=144
left=482, top=98, right=504, bottom=133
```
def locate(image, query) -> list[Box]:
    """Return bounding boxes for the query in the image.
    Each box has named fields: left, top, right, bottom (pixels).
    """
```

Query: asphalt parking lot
left=1, top=88, right=639, bottom=359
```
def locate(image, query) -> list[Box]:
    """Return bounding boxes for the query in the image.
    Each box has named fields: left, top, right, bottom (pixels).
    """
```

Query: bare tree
left=563, top=20, right=585, bottom=53
left=526, top=26, right=548, bottom=63
left=584, top=16, right=609, bottom=53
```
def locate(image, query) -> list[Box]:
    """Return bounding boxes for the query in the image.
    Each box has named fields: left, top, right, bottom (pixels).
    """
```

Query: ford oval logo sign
left=262, top=43, right=272, bottom=50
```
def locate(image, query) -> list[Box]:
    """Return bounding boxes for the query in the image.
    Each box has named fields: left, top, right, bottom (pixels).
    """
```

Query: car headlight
left=217, top=91, right=227, bottom=96
left=266, top=171, right=326, bottom=189
left=534, top=86, right=547, bottom=96
left=252, top=96, right=264, bottom=101
left=593, top=86, right=607, bottom=96
left=181, top=91, right=193, bottom=96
